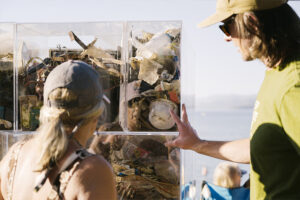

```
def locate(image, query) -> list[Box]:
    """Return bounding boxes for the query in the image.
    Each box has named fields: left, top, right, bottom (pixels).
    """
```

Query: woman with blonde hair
left=213, top=162, right=242, bottom=188
left=0, top=60, right=117, bottom=200
left=201, top=162, right=249, bottom=200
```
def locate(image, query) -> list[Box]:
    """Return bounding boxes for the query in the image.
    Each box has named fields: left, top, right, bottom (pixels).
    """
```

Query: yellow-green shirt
left=250, top=59, right=300, bottom=200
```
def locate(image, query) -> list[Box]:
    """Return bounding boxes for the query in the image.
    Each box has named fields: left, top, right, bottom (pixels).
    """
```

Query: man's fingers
left=170, top=109, right=183, bottom=127
left=164, top=140, right=176, bottom=148
left=182, top=104, right=189, bottom=124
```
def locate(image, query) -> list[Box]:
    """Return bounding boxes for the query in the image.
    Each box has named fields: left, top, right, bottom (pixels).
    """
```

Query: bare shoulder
left=74, top=155, right=114, bottom=184
left=66, top=154, right=117, bottom=200
left=76, top=154, right=113, bottom=177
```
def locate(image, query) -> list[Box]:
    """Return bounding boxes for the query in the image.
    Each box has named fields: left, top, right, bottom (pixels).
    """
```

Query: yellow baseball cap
left=198, top=0, right=288, bottom=28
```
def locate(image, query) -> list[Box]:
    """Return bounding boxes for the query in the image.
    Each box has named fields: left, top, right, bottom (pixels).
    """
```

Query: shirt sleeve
left=280, top=86, right=300, bottom=154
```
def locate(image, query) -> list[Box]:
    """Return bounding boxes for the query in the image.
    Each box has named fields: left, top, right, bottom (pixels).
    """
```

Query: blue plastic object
left=201, top=181, right=250, bottom=200
left=182, top=180, right=196, bottom=200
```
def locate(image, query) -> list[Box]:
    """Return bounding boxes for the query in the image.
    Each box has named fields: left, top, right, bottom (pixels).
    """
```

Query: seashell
left=148, top=99, right=178, bottom=130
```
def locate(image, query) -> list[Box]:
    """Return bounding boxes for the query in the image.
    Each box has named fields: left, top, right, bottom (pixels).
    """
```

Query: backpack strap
left=52, top=149, right=94, bottom=200
left=34, top=149, right=94, bottom=200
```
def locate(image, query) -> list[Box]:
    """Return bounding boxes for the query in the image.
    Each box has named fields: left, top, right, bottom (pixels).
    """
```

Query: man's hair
left=235, top=3, right=300, bottom=68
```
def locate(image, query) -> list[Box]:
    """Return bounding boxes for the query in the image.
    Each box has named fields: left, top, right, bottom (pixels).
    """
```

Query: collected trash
left=121, top=26, right=181, bottom=131
left=19, top=95, right=41, bottom=130
left=13, top=24, right=181, bottom=132
left=0, top=119, right=12, bottom=129
left=90, top=132, right=180, bottom=200
left=0, top=22, right=182, bottom=200
left=0, top=53, right=13, bottom=130
left=17, top=30, right=123, bottom=130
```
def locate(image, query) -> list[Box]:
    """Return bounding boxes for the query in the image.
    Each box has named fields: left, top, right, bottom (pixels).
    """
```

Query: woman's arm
left=165, top=104, right=250, bottom=164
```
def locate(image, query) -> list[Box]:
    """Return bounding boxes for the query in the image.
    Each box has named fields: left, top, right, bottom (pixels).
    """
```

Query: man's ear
left=244, top=12, right=259, bottom=31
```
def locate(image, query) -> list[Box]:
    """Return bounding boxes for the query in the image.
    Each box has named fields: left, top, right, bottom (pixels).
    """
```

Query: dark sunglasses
left=219, top=15, right=236, bottom=37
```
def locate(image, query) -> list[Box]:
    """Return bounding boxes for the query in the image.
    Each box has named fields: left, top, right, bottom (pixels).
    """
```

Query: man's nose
left=224, top=35, right=232, bottom=42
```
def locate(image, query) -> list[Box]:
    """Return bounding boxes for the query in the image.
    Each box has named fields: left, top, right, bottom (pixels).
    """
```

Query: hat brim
left=198, top=11, right=234, bottom=28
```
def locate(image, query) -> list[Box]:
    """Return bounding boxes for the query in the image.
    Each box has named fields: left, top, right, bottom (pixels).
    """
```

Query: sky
left=0, top=0, right=299, bottom=101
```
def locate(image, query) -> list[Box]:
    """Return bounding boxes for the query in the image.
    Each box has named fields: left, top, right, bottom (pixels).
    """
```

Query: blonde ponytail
left=34, top=106, right=69, bottom=172
left=34, top=88, right=77, bottom=172
left=34, top=87, right=104, bottom=172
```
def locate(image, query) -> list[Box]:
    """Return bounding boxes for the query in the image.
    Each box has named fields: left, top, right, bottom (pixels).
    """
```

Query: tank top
left=6, top=141, right=93, bottom=200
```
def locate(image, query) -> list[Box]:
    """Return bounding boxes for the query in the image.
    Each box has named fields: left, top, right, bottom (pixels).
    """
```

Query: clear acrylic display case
left=120, top=21, right=181, bottom=132
left=0, top=21, right=183, bottom=200
left=0, top=23, right=14, bottom=131
left=89, top=134, right=181, bottom=199
left=0, top=131, right=34, bottom=160
left=15, top=22, right=124, bottom=131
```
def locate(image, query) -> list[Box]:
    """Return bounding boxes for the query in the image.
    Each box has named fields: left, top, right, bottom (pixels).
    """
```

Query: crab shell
left=148, top=99, right=178, bottom=130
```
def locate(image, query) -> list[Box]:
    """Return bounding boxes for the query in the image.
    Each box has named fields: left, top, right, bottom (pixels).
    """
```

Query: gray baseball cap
left=43, top=60, right=103, bottom=109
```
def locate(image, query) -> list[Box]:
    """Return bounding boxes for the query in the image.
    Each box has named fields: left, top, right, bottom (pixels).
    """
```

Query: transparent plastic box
left=89, top=134, right=181, bottom=199
left=0, top=23, right=14, bottom=131
left=120, top=21, right=181, bottom=132
left=0, top=131, right=34, bottom=159
left=15, top=22, right=124, bottom=131
left=0, top=21, right=183, bottom=200
left=14, top=21, right=181, bottom=134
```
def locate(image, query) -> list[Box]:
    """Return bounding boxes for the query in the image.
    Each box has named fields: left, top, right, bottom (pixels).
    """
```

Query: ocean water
left=182, top=108, right=253, bottom=199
